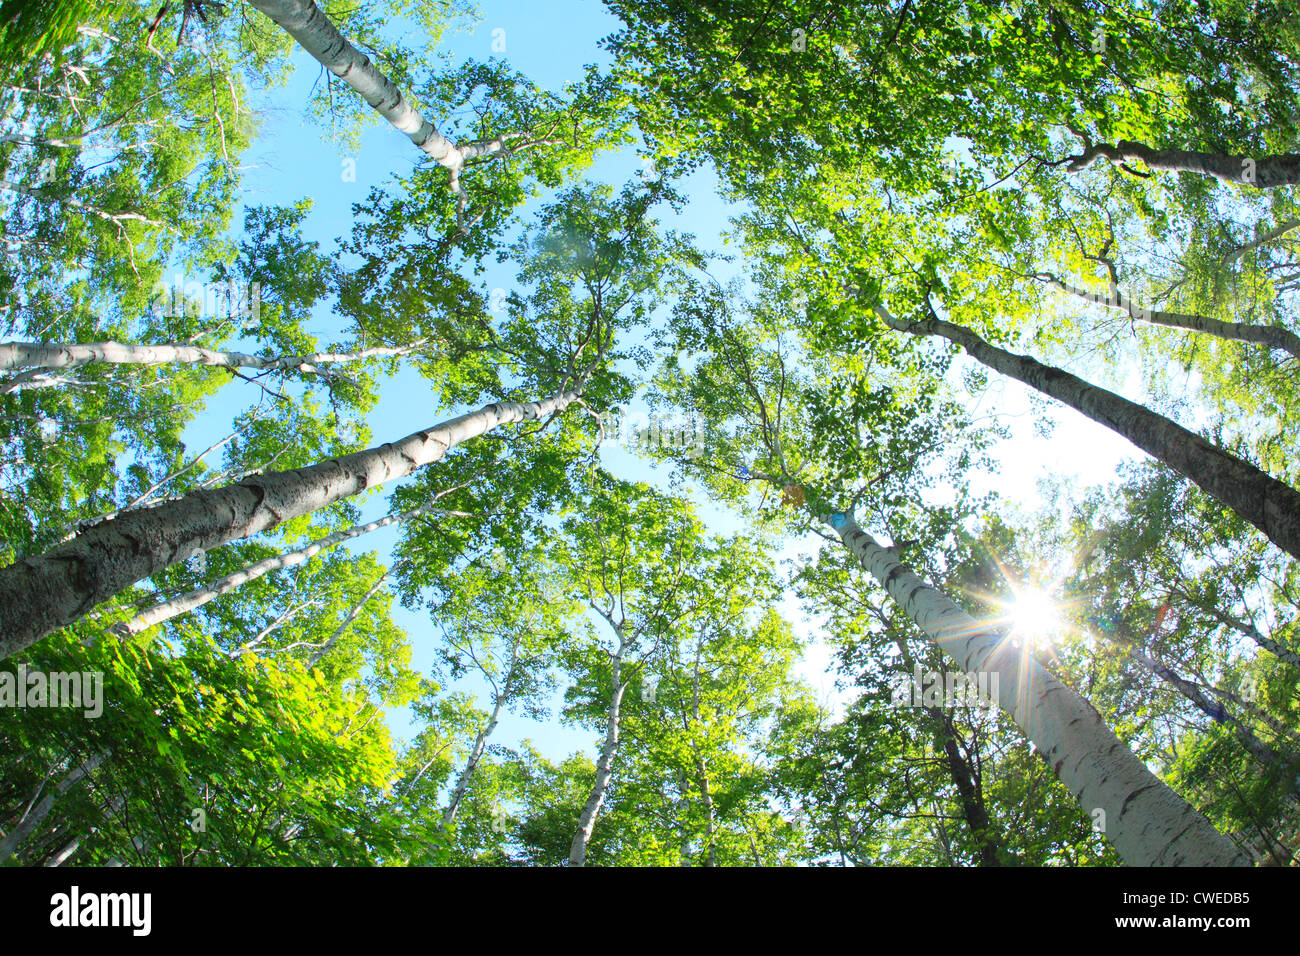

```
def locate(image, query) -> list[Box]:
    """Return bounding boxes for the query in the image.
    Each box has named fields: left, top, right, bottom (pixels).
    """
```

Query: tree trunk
left=0, top=340, right=422, bottom=390
left=568, top=637, right=630, bottom=867
left=1068, top=140, right=1300, bottom=189
left=0, top=750, right=109, bottom=865
left=690, top=644, right=717, bottom=866
left=935, top=722, right=1001, bottom=866
left=442, top=639, right=521, bottom=827
left=441, top=701, right=504, bottom=829
left=116, top=504, right=445, bottom=637
left=1039, top=275, right=1300, bottom=359
left=877, top=305, right=1300, bottom=562
left=894, top=634, right=1005, bottom=865
left=308, top=561, right=401, bottom=668
left=1099, top=621, right=1300, bottom=802
left=248, top=0, right=460, bottom=167
left=0, top=390, right=580, bottom=658
left=832, top=514, right=1246, bottom=866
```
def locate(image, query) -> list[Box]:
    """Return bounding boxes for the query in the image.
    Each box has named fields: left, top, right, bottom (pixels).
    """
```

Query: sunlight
left=1007, top=586, right=1063, bottom=647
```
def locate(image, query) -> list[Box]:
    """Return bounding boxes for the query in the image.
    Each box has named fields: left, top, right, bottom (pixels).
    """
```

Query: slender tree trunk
left=1038, top=274, right=1300, bottom=359
left=248, top=0, right=559, bottom=227
left=0, top=178, right=160, bottom=226
left=442, top=640, right=521, bottom=827
left=894, top=634, right=1005, bottom=864
left=1068, top=140, right=1300, bottom=189
left=1099, top=622, right=1300, bottom=799
left=442, top=702, right=505, bottom=829
left=1222, top=218, right=1300, bottom=267
left=0, top=390, right=581, bottom=658
left=0, top=340, right=422, bottom=390
left=45, top=837, right=80, bottom=866
left=690, top=646, right=717, bottom=866
left=115, top=504, right=449, bottom=637
left=1192, top=600, right=1300, bottom=669
left=249, top=0, right=461, bottom=166
left=308, top=561, right=401, bottom=668
left=929, top=707, right=1001, bottom=866
left=568, top=635, right=630, bottom=867
left=876, top=304, right=1300, bottom=562
left=832, top=515, right=1246, bottom=866
left=62, top=417, right=262, bottom=542
left=0, top=750, right=109, bottom=865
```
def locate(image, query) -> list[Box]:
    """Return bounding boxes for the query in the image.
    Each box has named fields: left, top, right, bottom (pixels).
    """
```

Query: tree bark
left=1121, top=640, right=1300, bottom=801
left=0, top=751, right=109, bottom=865
left=442, top=639, right=521, bottom=827
left=0, top=339, right=422, bottom=390
left=689, top=643, right=719, bottom=867
left=1038, top=274, right=1300, bottom=359
left=248, top=0, right=460, bottom=166
left=1068, top=140, right=1300, bottom=189
left=1221, top=218, right=1300, bottom=267
left=308, top=561, right=401, bottom=668
left=832, top=515, right=1246, bottom=866
left=0, top=390, right=580, bottom=658
left=568, top=634, right=630, bottom=867
left=892, top=632, right=1005, bottom=864
left=876, top=304, right=1300, bottom=562
left=116, top=504, right=448, bottom=637
left=935, top=721, right=1000, bottom=866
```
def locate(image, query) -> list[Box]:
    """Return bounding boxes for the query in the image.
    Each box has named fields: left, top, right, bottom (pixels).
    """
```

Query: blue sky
left=178, top=0, right=1145, bottom=772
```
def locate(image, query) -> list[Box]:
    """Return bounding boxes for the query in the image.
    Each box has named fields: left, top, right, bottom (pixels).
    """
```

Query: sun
left=1006, top=586, right=1063, bottom=647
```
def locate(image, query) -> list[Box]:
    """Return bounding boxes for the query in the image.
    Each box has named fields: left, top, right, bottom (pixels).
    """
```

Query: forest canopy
left=0, top=0, right=1298, bottom=871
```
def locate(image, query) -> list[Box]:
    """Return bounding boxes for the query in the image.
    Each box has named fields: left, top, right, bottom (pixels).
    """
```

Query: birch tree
left=0, top=181, right=689, bottom=654
left=651, top=292, right=1249, bottom=865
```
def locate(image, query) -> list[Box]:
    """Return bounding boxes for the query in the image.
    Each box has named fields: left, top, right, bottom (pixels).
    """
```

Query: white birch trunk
left=834, top=515, right=1246, bottom=866
left=118, top=504, right=451, bottom=637
left=1221, top=218, right=1300, bottom=267
left=248, top=0, right=460, bottom=167
left=876, top=304, right=1300, bottom=562
left=568, top=636, right=630, bottom=867
left=0, top=339, right=422, bottom=390
left=690, top=646, right=717, bottom=866
left=442, top=639, right=521, bottom=827
left=308, top=561, right=400, bottom=668
left=1068, top=140, right=1300, bottom=189
left=0, top=390, right=581, bottom=657
left=1123, top=642, right=1297, bottom=796
left=442, top=703, right=505, bottom=830
left=46, top=837, right=80, bottom=866
left=0, top=178, right=161, bottom=227
left=0, top=750, right=109, bottom=865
